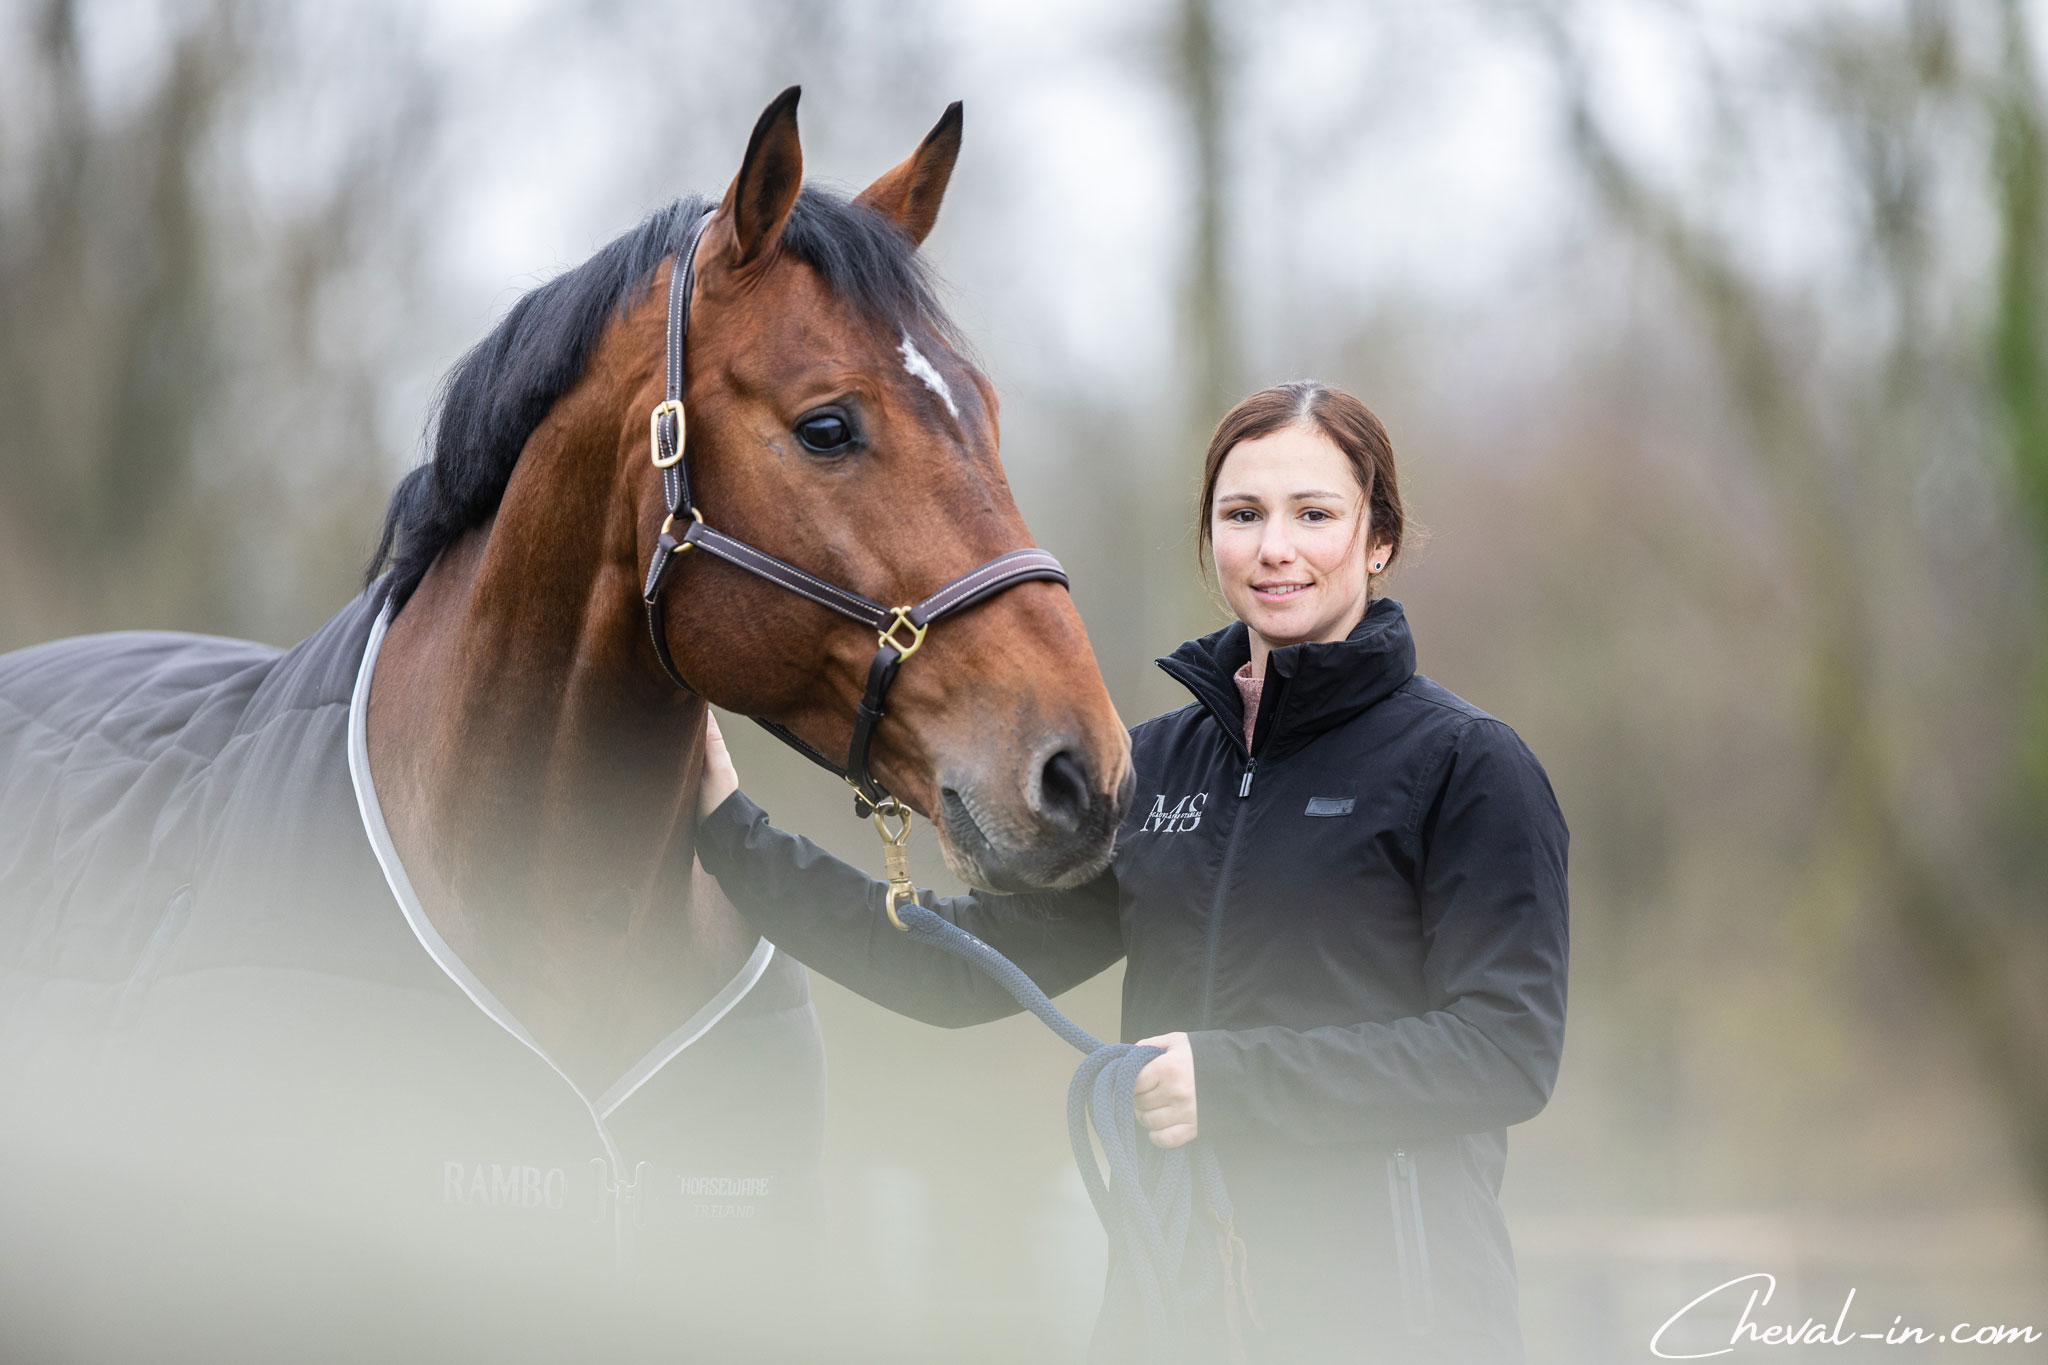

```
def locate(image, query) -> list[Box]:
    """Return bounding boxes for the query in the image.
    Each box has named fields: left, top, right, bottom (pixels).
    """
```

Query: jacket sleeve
left=1188, top=717, right=1569, bottom=1145
left=695, top=789, right=1125, bottom=1028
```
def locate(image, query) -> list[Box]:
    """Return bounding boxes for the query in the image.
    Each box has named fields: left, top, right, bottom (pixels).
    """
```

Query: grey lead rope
left=892, top=900, right=1254, bottom=1363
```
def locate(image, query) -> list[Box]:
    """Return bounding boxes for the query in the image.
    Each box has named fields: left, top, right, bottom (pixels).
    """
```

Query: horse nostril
left=1034, top=748, right=1092, bottom=835
left=940, top=784, right=970, bottom=831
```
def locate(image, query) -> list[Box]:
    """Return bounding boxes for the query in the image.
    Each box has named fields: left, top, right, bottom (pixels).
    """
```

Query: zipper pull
left=1239, top=757, right=1257, bottom=798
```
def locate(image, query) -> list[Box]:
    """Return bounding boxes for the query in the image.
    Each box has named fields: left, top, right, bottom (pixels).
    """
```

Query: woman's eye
left=1301, top=509, right=1331, bottom=524
left=1225, top=508, right=1259, bottom=523
left=795, top=412, right=854, bottom=454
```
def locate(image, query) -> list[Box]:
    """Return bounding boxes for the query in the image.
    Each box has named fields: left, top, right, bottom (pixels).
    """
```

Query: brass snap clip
left=878, top=606, right=928, bottom=663
left=870, top=798, right=918, bottom=930
left=649, top=398, right=686, bottom=468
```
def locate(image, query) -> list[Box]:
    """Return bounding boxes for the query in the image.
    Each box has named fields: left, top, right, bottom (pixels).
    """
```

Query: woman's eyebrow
left=1216, top=488, right=1352, bottom=505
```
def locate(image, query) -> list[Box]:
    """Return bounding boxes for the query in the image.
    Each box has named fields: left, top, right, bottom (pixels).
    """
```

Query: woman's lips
left=1253, top=582, right=1310, bottom=599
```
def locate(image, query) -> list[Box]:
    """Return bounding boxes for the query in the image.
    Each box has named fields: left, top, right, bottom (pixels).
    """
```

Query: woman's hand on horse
left=1133, top=1032, right=1198, bottom=1148
left=698, top=711, right=741, bottom=822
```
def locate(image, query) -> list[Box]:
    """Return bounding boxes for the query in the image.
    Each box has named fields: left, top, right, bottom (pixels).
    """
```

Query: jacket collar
left=1156, top=597, right=1417, bottom=758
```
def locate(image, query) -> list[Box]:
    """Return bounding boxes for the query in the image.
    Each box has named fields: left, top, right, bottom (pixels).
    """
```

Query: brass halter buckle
left=870, top=798, right=918, bottom=930
left=649, top=399, right=686, bottom=468
left=879, top=607, right=927, bottom=662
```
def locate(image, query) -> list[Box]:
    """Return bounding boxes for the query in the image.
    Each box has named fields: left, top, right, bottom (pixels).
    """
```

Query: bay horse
left=0, top=88, right=1129, bottom=1359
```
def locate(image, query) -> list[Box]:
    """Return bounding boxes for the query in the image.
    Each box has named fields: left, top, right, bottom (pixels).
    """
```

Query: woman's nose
left=1258, top=527, right=1296, bottom=564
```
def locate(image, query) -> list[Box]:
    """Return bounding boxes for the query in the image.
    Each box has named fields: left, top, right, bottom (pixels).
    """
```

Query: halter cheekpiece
left=640, top=213, right=1070, bottom=920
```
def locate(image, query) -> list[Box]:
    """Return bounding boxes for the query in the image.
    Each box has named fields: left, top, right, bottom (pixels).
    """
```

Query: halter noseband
left=640, top=212, right=1070, bottom=897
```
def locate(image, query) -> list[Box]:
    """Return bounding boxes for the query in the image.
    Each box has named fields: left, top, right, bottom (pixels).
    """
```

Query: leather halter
left=640, top=212, right=1070, bottom=820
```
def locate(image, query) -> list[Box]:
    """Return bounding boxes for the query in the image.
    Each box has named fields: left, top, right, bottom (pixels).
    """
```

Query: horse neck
left=436, top=432, right=698, bottom=908
left=369, top=376, right=752, bottom=1087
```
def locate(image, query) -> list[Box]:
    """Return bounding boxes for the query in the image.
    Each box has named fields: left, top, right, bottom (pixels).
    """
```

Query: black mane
left=368, top=186, right=956, bottom=609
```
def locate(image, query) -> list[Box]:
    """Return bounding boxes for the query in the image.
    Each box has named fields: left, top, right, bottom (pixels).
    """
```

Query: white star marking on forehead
left=898, top=332, right=960, bottom=420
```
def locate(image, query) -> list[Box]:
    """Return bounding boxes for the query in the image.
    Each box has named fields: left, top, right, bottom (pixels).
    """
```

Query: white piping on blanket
left=345, top=602, right=775, bottom=1171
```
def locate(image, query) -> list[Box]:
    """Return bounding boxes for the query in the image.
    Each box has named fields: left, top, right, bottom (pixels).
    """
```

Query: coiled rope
left=894, top=900, right=1253, bottom=1363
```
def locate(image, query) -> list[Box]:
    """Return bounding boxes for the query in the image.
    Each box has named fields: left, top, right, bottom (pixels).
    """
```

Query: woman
left=694, top=381, right=1569, bottom=1363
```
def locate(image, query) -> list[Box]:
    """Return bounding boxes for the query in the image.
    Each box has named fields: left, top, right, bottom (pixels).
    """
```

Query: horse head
left=642, top=89, right=1131, bottom=893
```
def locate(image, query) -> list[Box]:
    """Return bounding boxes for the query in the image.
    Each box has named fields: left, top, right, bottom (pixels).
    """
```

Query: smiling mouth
left=1253, top=583, right=1311, bottom=597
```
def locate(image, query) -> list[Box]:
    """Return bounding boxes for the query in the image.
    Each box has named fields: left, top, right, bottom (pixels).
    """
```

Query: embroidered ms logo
left=1141, top=793, right=1208, bottom=834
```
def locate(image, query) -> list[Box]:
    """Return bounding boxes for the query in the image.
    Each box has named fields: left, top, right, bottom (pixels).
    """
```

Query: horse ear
left=854, top=102, right=963, bottom=248
left=721, top=86, right=804, bottom=267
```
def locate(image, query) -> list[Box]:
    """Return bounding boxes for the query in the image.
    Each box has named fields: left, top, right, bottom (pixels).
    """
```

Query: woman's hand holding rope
left=1133, top=1031, right=1199, bottom=1148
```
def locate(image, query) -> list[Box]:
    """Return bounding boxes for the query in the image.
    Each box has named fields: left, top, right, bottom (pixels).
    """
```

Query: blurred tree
left=1991, top=0, right=2048, bottom=795
left=0, top=0, right=439, bottom=648
left=1155, top=0, right=1246, bottom=638
left=1526, top=0, right=2048, bottom=1207
left=0, top=0, right=229, bottom=638
left=1175, top=0, right=1240, bottom=436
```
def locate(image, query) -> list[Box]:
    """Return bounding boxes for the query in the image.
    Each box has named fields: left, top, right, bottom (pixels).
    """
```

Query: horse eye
left=795, top=412, right=854, bottom=454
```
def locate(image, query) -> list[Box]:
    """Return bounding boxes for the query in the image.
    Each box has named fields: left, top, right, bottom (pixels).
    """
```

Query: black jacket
left=698, top=597, right=1570, bottom=1363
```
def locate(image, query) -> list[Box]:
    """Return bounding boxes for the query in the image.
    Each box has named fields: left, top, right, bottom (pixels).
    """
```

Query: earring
left=1371, top=560, right=1383, bottom=572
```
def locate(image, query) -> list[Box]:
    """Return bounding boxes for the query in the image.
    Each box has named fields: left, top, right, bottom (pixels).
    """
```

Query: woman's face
left=1210, top=424, right=1388, bottom=655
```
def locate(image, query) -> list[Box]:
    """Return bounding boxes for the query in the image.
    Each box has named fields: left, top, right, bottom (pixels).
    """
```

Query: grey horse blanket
left=0, top=588, right=824, bottom=1360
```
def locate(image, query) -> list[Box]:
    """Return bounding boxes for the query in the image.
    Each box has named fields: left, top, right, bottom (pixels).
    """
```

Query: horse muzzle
left=934, top=737, right=1132, bottom=893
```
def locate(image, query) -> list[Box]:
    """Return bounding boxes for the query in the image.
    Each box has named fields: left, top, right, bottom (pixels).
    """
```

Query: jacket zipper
left=1195, top=674, right=1281, bottom=1028
left=1195, top=759, right=1252, bottom=1028
left=1387, top=1147, right=1435, bottom=1334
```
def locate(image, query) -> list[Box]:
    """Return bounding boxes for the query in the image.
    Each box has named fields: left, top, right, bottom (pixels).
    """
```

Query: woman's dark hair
left=1196, top=381, right=1405, bottom=590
